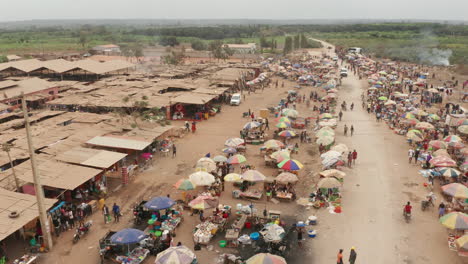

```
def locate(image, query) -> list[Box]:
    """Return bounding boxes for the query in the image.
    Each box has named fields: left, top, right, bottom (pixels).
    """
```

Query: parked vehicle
left=73, top=221, right=93, bottom=243
left=230, top=93, right=242, bottom=106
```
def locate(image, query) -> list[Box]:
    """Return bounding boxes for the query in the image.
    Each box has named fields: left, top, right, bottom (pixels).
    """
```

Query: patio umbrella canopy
left=173, top=179, right=196, bottom=190
left=429, top=140, right=448, bottom=150
left=264, top=139, right=285, bottom=149
left=144, top=196, right=175, bottom=210
left=277, top=159, right=303, bottom=171
left=441, top=183, right=468, bottom=199
left=110, top=228, right=147, bottom=244
left=213, top=155, right=227, bottom=163
left=243, top=121, right=262, bottom=130
left=275, top=172, right=298, bottom=183
left=155, top=246, right=196, bottom=264
left=246, top=253, right=287, bottom=264
left=439, top=212, right=468, bottom=230
left=225, top=138, right=245, bottom=147
left=188, top=195, right=218, bottom=210
left=242, top=170, right=266, bottom=182
left=227, top=154, right=247, bottom=164
left=317, top=177, right=341, bottom=188
left=189, top=171, right=215, bottom=186
left=224, top=173, right=243, bottom=182
left=456, top=235, right=468, bottom=251
left=320, top=169, right=346, bottom=178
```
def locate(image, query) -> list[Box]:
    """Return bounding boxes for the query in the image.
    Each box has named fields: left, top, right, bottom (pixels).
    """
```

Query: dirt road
left=301, top=54, right=464, bottom=264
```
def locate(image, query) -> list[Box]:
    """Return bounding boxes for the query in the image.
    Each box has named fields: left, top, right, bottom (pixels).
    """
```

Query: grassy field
left=310, top=31, right=468, bottom=65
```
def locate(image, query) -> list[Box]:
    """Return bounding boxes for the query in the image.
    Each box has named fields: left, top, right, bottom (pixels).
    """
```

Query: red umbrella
left=429, top=156, right=457, bottom=167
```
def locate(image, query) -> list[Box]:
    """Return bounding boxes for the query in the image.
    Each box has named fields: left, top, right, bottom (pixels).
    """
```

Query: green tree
left=283, top=36, right=293, bottom=55
left=0, top=56, right=8, bottom=63
left=134, top=44, right=144, bottom=58
left=300, top=34, right=308, bottom=48
left=209, top=40, right=233, bottom=61
left=163, top=49, right=185, bottom=65
left=78, top=31, right=88, bottom=48
left=191, top=39, right=207, bottom=51
left=159, top=36, right=179, bottom=47
left=293, top=35, right=300, bottom=50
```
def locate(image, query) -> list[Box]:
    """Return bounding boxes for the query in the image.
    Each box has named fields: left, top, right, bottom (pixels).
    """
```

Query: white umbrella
left=275, top=172, right=298, bottom=183
left=331, top=143, right=348, bottom=154
left=320, top=150, right=342, bottom=160
left=189, top=171, right=215, bottom=186
left=317, top=177, right=341, bottom=188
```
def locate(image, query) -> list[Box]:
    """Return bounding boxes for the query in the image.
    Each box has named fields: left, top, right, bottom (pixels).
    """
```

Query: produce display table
left=193, top=221, right=219, bottom=245
left=275, top=192, right=293, bottom=201
left=115, top=247, right=149, bottom=264
left=225, top=229, right=240, bottom=248
left=240, top=190, right=263, bottom=200
left=13, top=255, right=37, bottom=264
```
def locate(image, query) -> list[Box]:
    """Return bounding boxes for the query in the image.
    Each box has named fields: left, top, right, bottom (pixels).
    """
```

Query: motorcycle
left=403, top=211, right=411, bottom=223
left=73, top=220, right=92, bottom=243
left=421, top=194, right=435, bottom=211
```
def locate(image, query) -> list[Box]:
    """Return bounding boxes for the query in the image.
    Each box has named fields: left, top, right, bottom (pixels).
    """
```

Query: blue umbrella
left=144, top=196, right=175, bottom=210
left=110, top=228, right=147, bottom=244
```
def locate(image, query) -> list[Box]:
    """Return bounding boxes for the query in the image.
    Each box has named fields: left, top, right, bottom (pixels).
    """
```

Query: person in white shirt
left=408, top=148, right=414, bottom=163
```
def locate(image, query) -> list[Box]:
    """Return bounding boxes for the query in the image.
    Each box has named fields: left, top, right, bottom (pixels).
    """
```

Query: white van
left=230, top=93, right=242, bottom=106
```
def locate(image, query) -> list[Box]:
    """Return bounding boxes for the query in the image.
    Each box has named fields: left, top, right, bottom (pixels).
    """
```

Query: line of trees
left=283, top=34, right=322, bottom=55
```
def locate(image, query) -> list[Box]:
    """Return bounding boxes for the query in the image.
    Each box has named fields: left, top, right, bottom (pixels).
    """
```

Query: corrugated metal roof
left=55, top=147, right=127, bottom=169
left=86, top=135, right=151, bottom=151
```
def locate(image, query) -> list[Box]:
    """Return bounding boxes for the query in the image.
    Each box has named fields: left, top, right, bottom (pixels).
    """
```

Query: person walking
left=352, top=150, right=357, bottom=165
left=184, top=121, right=190, bottom=132
left=297, top=228, right=303, bottom=249
left=112, top=203, right=120, bottom=223
left=408, top=148, right=414, bottom=163
left=102, top=204, right=110, bottom=224
left=344, top=125, right=348, bottom=136
left=438, top=202, right=445, bottom=218
left=339, top=111, right=343, bottom=121
left=68, top=209, right=75, bottom=229
left=425, top=152, right=432, bottom=169
left=347, top=152, right=353, bottom=167
left=337, top=249, right=344, bottom=264
left=350, top=125, right=354, bottom=136
left=349, top=247, right=357, bottom=264
left=414, top=148, right=420, bottom=164
left=265, top=118, right=269, bottom=130
left=172, top=143, right=177, bottom=158
left=191, top=121, right=196, bottom=133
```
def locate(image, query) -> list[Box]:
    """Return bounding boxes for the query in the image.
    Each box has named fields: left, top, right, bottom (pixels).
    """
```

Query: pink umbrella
left=429, top=156, right=457, bottom=167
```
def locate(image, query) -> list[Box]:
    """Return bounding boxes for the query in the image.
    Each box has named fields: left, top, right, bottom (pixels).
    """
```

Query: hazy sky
left=2, top=0, right=467, bottom=21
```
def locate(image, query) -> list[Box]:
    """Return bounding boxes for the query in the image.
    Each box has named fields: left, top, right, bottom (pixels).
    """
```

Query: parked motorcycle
left=73, top=220, right=92, bottom=243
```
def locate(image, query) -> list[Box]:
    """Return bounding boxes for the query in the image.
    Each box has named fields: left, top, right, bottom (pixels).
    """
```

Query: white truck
left=230, top=93, right=242, bottom=106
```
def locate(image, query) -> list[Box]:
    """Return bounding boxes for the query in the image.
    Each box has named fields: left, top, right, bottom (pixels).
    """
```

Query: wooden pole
left=2, top=143, right=21, bottom=192
left=21, top=92, right=53, bottom=249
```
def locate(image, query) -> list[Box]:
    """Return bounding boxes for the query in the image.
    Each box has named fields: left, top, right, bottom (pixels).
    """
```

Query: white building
left=91, top=44, right=121, bottom=55
left=225, top=43, right=257, bottom=54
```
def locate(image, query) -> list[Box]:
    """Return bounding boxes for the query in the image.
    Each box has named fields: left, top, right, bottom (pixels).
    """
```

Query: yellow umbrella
left=224, top=173, right=243, bottom=182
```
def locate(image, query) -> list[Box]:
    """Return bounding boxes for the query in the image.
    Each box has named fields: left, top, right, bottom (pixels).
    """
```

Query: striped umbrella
left=456, top=235, right=468, bottom=251
left=271, top=150, right=290, bottom=163
left=429, top=140, right=448, bottom=150
left=213, top=155, right=228, bottom=163
left=331, top=143, right=349, bottom=154
left=429, top=156, right=457, bottom=167
left=188, top=195, right=218, bottom=210
left=173, top=179, right=196, bottom=190
left=275, top=122, right=291, bottom=128
left=441, top=183, right=468, bottom=199
left=456, top=119, right=468, bottom=126
left=444, top=135, right=462, bottom=144
left=277, top=159, right=304, bottom=171
left=275, top=172, right=298, bottom=183
left=433, top=149, right=451, bottom=158
left=278, top=130, right=297, bottom=138
left=225, top=138, right=245, bottom=147
left=439, top=212, right=468, bottom=230
left=222, top=147, right=237, bottom=154
left=275, top=117, right=291, bottom=124
left=246, top=253, right=286, bottom=264
left=264, top=139, right=285, bottom=150
left=458, top=125, right=468, bottom=134
left=224, top=173, right=243, bottom=182
left=319, top=119, right=338, bottom=127
left=155, top=246, right=196, bottom=264
left=242, top=170, right=266, bottom=182
left=438, top=167, right=461, bottom=178
left=243, top=121, right=262, bottom=130
left=227, top=154, right=247, bottom=164
left=189, top=171, right=215, bottom=186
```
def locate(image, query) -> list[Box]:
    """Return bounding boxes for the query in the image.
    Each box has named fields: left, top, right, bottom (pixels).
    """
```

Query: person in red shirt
left=337, top=249, right=344, bottom=264
left=404, top=201, right=412, bottom=214
left=352, top=150, right=358, bottom=165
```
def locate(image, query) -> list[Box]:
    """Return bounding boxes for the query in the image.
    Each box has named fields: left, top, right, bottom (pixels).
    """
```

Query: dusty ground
left=34, top=43, right=465, bottom=264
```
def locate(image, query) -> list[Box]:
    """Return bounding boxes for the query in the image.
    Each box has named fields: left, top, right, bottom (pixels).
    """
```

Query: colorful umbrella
left=270, top=150, right=290, bottom=163
left=144, top=196, right=175, bottom=210
left=458, top=125, right=468, bottom=134
left=225, top=138, right=245, bottom=147
left=173, top=179, right=196, bottom=190
left=275, top=117, right=291, bottom=124
left=189, top=171, right=215, bottom=186
left=456, top=235, right=468, bottom=251
left=278, top=130, right=297, bottom=138
left=444, top=135, right=462, bottom=144
left=319, top=169, right=346, bottom=178
left=319, top=113, right=333, bottom=119
left=224, top=173, right=243, bottom=182
left=110, top=229, right=147, bottom=244
left=400, top=118, right=419, bottom=126
left=378, top=96, right=388, bottom=101
left=227, top=154, right=247, bottom=164
left=439, top=212, right=468, bottom=230
left=450, top=141, right=465, bottom=149
left=429, top=156, right=457, bottom=167
left=188, top=195, right=218, bottom=210
left=242, top=170, right=266, bottom=182
left=264, top=139, right=285, bottom=150
left=316, top=136, right=335, bottom=145
left=246, top=253, right=286, bottom=264
left=402, top=113, right=416, bottom=119
left=433, top=149, right=451, bottom=158
left=277, top=159, right=304, bottom=171
left=155, top=246, right=196, bottom=264
left=438, top=167, right=461, bottom=178
left=243, top=121, right=262, bottom=130
left=406, top=130, right=424, bottom=142
left=281, top=108, right=299, bottom=118
left=428, top=114, right=441, bottom=121
left=222, top=147, right=237, bottom=154
left=275, top=122, right=291, bottom=128
left=441, top=183, right=468, bottom=199
left=415, top=122, right=435, bottom=130
left=275, top=172, right=299, bottom=183
left=456, top=119, right=468, bottom=126
left=213, top=155, right=227, bottom=163
left=317, top=177, right=342, bottom=188
left=429, top=140, right=447, bottom=150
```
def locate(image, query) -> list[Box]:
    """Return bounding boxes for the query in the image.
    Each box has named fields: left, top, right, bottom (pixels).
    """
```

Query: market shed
left=55, top=147, right=127, bottom=169
left=0, top=188, right=56, bottom=241
left=86, top=135, right=152, bottom=151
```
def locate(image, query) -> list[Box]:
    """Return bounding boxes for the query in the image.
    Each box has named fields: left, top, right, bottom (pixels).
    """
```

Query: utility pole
left=21, top=93, right=53, bottom=249
left=1, top=143, right=22, bottom=192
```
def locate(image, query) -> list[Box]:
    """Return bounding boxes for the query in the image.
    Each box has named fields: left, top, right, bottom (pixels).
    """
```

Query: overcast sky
left=2, top=0, right=467, bottom=21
